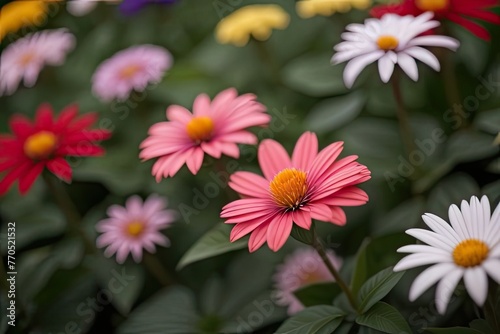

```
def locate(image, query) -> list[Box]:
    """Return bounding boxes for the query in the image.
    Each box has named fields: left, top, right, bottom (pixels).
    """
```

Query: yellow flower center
left=301, top=271, right=322, bottom=285
left=23, top=131, right=57, bottom=160
left=120, top=64, right=141, bottom=79
left=186, top=116, right=214, bottom=143
left=377, top=35, right=399, bottom=51
left=452, top=239, right=489, bottom=268
left=126, top=221, right=145, bottom=237
left=269, top=168, right=308, bottom=209
left=416, top=0, right=449, bottom=12
left=19, top=52, right=35, bottom=66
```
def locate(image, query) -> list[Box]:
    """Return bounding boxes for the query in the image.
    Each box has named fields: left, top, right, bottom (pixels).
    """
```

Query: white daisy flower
left=332, top=12, right=460, bottom=88
left=394, top=196, right=500, bottom=314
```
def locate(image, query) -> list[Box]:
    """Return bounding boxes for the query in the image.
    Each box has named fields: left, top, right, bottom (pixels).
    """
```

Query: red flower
left=371, top=0, right=500, bottom=40
left=0, top=103, right=111, bottom=195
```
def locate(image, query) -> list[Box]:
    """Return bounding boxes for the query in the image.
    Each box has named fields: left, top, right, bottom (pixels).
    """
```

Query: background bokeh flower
left=0, top=0, right=52, bottom=41
left=96, top=194, right=176, bottom=263
left=296, top=0, right=371, bottom=19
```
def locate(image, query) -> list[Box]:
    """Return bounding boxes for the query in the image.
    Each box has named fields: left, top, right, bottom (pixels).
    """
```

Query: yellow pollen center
left=269, top=168, right=308, bottom=209
left=416, top=0, right=449, bottom=12
left=120, top=64, right=141, bottom=79
left=377, top=35, right=399, bottom=51
left=452, top=239, right=489, bottom=268
left=23, top=131, right=57, bottom=160
left=186, top=116, right=214, bottom=143
left=19, top=53, right=35, bottom=66
left=126, top=221, right=145, bottom=237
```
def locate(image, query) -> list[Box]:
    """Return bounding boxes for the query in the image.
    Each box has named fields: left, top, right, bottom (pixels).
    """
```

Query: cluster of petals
left=221, top=131, right=371, bottom=252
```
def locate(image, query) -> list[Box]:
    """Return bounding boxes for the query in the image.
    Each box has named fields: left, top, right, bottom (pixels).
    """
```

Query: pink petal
left=230, top=219, right=267, bottom=242
left=249, top=224, right=268, bottom=252
left=258, top=139, right=292, bottom=180
left=185, top=147, right=205, bottom=175
left=228, top=171, right=269, bottom=198
left=309, top=203, right=333, bottom=222
left=308, top=142, right=344, bottom=184
left=166, top=105, right=192, bottom=124
left=192, top=93, right=211, bottom=116
left=292, top=209, right=312, bottom=230
left=330, top=207, right=347, bottom=226
left=320, top=187, right=369, bottom=206
left=219, top=142, right=240, bottom=158
left=267, top=214, right=293, bottom=252
left=292, top=132, right=318, bottom=171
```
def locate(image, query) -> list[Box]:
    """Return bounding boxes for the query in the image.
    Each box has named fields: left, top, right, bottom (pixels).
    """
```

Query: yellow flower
left=0, top=0, right=57, bottom=42
left=494, top=133, right=500, bottom=146
left=215, top=5, right=290, bottom=47
left=296, top=0, right=372, bottom=18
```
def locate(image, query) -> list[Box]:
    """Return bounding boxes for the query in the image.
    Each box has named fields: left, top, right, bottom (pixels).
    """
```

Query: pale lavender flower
left=96, top=194, right=176, bottom=263
left=91, top=45, right=172, bottom=102
left=0, top=29, right=75, bottom=96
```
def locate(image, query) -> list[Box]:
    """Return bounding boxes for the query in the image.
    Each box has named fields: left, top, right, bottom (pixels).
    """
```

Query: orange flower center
left=23, top=131, right=57, bottom=160
left=452, top=239, right=489, bottom=268
left=377, top=35, right=399, bottom=51
left=126, top=221, right=145, bottom=237
left=416, top=0, right=449, bottom=12
left=301, top=271, right=323, bottom=285
left=19, top=52, right=35, bottom=66
left=186, top=116, right=214, bottom=143
left=269, top=168, right=308, bottom=209
left=120, top=64, right=142, bottom=79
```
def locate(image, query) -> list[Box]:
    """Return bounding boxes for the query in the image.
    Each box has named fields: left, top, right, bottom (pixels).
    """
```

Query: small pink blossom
left=92, top=45, right=172, bottom=102
left=274, top=248, right=342, bottom=315
left=96, top=194, right=176, bottom=263
left=0, top=29, right=75, bottom=96
left=140, top=88, right=270, bottom=180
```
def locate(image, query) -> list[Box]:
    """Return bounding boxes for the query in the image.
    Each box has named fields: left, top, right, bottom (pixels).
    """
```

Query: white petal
left=67, top=1, right=98, bottom=16
left=449, top=204, right=470, bottom=240
left=394, top=253, right=451, bottom=271
left=397, top=53, right=419, bottom=81
left=397, top=244, right=450, bottom=256
left=408, top=36, right=460, bottom=50
left=409, top=263, right=456, bottom=301
left=343, top=51, right=384, bottom=88
left=378, top=54, right=395, bottom=83
left=406, top=229, right=455, bottom=250
left=435, top=268, right=463, bottom=314
left=422, top=213, right=460, bottom=244
left=483, top=258, right=500, bottom=284
left=464, top=267, right=488, bottom=306
left=490, top=245, right=500, bottom=258
left=480, top=196, right=491, bottom=236
left=470, top=196, right=483, bottom=240
left=461, top=199, right=476, bottom=238
left=491, top=200, right=500, bottom=226
left=404, top=47, right=440, bottom=71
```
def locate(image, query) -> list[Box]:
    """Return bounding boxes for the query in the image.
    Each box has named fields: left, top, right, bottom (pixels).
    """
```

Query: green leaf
left=475, top=108, right=500, bottom=134
left=469, top=319, right=496, bottom=334
left=350, top=238, right=370, bottom=298
left=424, top=328, right=483, bottom=334
left=294, top=282, right=342, bottom=307
left=290, top=223, right=315, bottom=245
left=117, top=286, right=201, bottom=334
left=357, top=267, right=405, bottom=313
left=282, top=53, right=349, bottom=97
left=275, top=305, right=345, bottom=334
left=355, top=302, right=411, bottom=334
left=445, top=131, right=499, bottom=164
left=373, top=197, right=425, bottom=237
left=176, top=223, right=247, bottom=270
left=305, top=92, right=366, bottom=133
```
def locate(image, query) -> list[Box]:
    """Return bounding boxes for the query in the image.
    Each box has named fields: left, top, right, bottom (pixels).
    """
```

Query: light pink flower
left=274, top=248, right=342, bottom=315
left=140, top=88, right=270, bottom=180
left=96, top=194, right=176, bottom=263
left=221, top=131, right=371, bottom=252
left=0, top=29, right=75, bottom=96
left=92, top=45, right=172, bottom=102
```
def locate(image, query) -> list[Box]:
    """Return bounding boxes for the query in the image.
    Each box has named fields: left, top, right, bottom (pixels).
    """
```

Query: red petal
left=35, top=103, right=54, bottom=129
left=0, top=161, right=32, bottom=195
left=19, top=163, right=45, bottom=194
left=447, top=13, right=492, bottom=40
left=46, top=158, right=72, bottom=182
left=57, top=144, right=105, bottom=157
left=54, top=104, right=79, bottom=132
left=457, top=8, right=500, bottom=24
left=68, top=113, right=98, bottom=132
left=9, top=115, right=34, bottom=139
left=0, top=158, right=21, bottom=172
left=63, top=130, right=112, bottom=143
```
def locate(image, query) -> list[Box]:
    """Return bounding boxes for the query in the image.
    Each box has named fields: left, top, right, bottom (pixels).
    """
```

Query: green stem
left=391, top=73, right=417, bottom=156
left=312, top=232, right=359, bottom=313
left=143, top=253, right=174, bottom=286
left=42, top=173, right=95, bottom=254
left=484, top=282, right=499, bottom=332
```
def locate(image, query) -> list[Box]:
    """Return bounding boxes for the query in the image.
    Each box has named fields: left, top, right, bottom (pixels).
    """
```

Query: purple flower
left=119, top=0, right=177, bottom=15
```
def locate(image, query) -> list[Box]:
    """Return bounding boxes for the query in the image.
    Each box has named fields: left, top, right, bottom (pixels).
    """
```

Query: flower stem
left=391, top=72, right=417, bottom=156
left=312, top=232, right=359, bottom=313
left=143, top=253, right=174, bottom=286
left=42, top=173, right=95, bottom=254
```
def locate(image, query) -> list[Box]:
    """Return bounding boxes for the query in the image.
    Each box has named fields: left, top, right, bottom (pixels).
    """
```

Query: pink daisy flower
left=140, top=88, right=270, bottom=180
left=91, top=45, right=172, bottom=102
left=221, top=131, right=371, bottom=252
left=274, top=248, right=342, bottom=315
left=0, top=29, right=75, bottom=96
left=96, top=194, right=176, bottom=263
